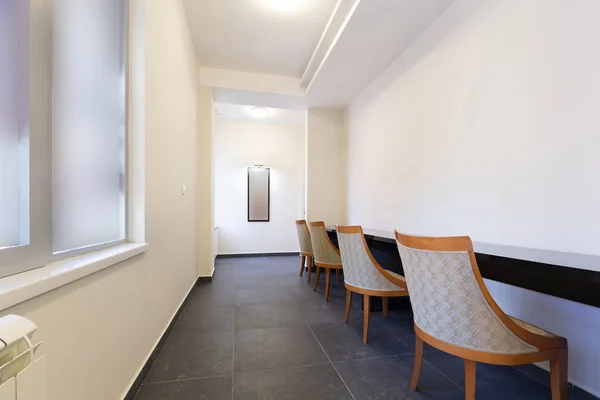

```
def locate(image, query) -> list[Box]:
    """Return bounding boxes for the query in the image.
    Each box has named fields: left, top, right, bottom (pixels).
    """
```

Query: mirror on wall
left=247, top=166, right=270, bottom=222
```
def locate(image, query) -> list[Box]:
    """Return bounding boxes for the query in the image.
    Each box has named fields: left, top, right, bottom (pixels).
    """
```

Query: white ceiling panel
left=183, top=0, right=338, bottom=77
left=305, top=0, right=454, bottom=107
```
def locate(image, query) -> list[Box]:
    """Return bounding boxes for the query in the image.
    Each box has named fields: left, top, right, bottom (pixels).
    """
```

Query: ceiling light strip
left=300, top=0, right=361, bottom=92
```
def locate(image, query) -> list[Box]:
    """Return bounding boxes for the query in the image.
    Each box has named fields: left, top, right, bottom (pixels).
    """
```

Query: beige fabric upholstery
left=308, top=224, right=341, bottom=265
left=510, top=316, right=556, bottom=337
left=295, top=222, right=313, bottom=254
left=396, top=244, right=538, bottom=354
left=337, top=232, right=405, bottom=292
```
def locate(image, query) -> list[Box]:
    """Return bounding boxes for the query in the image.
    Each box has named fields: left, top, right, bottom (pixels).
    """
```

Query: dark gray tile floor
left=134, top=255, right=598, bottom=400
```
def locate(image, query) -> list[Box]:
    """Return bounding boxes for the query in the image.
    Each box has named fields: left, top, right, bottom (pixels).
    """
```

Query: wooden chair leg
left=363, top=294, right=370, bottom=344
left=325, top=268, right=331, bottom=301
left=299, top=255, right=306, bottom=277
left=410, top=335, right=424, bottom=390
left=344, top=289, right=353, bottom=322
left=306, top=256, right=312, bottom=283
left=464, top=359, right=476, bottom=400
left=550, top=348, right=568, bottom=400
left=313, top=266, right=321, bottom=291
left=336, top=269, right=340, bottom=281
left=382, top=297, right=389, bottom=318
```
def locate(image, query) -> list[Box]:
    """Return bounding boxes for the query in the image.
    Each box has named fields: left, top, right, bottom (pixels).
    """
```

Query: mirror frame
left=247, top=166, right=270, bottom=222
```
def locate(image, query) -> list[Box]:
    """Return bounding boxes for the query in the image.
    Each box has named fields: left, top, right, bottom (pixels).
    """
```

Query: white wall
left=214, top=120, right=304, bottom=254
left=306, top=108, right=346, bottom=225
left=0, top=1, right=202, bottom=399
left=346, top=0, right=600, bottom=395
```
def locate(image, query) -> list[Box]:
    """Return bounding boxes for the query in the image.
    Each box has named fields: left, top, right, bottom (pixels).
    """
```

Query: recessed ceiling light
left=261, top=0, right=309, bottom=13
left=248, top=107, right=269, bottom=119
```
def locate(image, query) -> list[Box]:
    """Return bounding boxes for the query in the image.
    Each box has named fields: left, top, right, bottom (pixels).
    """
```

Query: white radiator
left=0, top=315, right=45, bottom=400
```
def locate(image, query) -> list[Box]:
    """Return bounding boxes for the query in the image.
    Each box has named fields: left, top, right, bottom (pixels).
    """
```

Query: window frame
left=0, top=0, right=130, bottom=279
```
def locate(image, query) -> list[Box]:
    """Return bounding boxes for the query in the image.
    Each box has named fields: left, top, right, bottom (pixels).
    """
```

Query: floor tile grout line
left=512, top=365, right=548, bottom=385
left=134, top=284, right=201, bottom=398
left=141, top=373, right=234, bottom=387
left=422, top=352, right=557, bottom=395
left=213, top=261, right=417, bottom=395
left=511, top=364, right=563, bottom=391
left=302, top=319, right=357, bottom=400
left=422, top=358, right=466, bottom=393
left=220, top=257, right=589, bottom=399
left=225, top=259, right=438, bottom=397
left=232, top=265, right=340, bottom=379
left=298, top=267, right=463, bottom=398
left=393, top=334, right=437, bottom=354
left=333, top=353, right=403, bottom=365
left=234, top=361, right=333, bottom=376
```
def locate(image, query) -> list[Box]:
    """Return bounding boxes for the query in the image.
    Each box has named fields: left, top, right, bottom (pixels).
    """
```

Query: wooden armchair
left=308, top=221, right=343, bottom=301
left=336, top=225, right=409, bottom=343
left=295, top=220, right=314, bottom=283
left=395, top=231, right=568, bottom=400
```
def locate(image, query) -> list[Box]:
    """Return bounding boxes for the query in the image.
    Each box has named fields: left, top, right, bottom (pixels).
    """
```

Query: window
left=0, top=0, right=29, bottom=251
left=52, top=0, right=127, bottom=253
left=0, top=0, right=128, bottom=277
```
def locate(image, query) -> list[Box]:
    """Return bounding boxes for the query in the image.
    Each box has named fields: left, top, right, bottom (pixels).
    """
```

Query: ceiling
left=215, top=103, right=305, bottom=127
left=182, top=0, right=338, bottom=77
left=305, top=0, right=455, bottom=106
left=186, top=0, right=454, bottom=109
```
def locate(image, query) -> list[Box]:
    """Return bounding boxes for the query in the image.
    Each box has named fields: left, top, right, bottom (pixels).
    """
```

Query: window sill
left=0, top=242, right=149, bottom=311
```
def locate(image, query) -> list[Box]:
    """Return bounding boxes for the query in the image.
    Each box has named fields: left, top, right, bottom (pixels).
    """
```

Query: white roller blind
left=52, top=0, right=126, bottom=253
left=0, top=0, right=29, bottom=250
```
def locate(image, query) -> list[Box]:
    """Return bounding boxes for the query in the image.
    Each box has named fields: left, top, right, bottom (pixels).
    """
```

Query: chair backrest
left=336, top=225, right=405, bottom=291
left=308, top=221, right=341, bottom=266
left=295, top=220, right=313, bottom=255
left=394, top=232, right=538, bottom=354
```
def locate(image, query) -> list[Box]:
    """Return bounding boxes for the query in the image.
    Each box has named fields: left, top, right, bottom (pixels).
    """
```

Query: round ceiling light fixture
left=261, top=0, right=309, bottom=13
left=248, top=106, right=270, bottom=119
